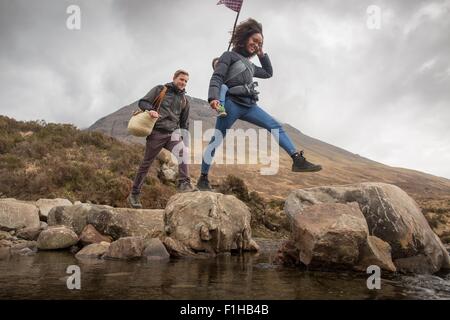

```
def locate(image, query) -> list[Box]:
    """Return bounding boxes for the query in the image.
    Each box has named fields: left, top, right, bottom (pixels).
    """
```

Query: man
left=128, top=69, right=197, bottom=209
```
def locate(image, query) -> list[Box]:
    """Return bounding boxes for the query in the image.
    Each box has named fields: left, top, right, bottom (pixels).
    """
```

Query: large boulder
left=277, top=202, right=396, bottom=272
left=0, top=199, right=40, bottom=231
left=87, top=208, right=164, bottom=240
left=48, top=203, right=112, bottom=235
left=48, top=204, right=164, bottom=240
left=293, top=202, right=365, bottom=267
left=48, top=203, right=93, bottom=235
left=36, top=198, right=73, bottom=221
left=37, top=226, right=79, bottom=250
left=283, top=182, right=450, bottom=274
left=104, top=237, right=144, bottom=260
left=163, top=192, right=259, bottom=257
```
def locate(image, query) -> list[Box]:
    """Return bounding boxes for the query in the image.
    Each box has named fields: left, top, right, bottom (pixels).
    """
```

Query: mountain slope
left=88, top=96, right=450, bottom=201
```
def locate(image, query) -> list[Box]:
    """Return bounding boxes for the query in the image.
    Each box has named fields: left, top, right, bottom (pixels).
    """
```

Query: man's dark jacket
left=138, top=82, right=190, bottom=133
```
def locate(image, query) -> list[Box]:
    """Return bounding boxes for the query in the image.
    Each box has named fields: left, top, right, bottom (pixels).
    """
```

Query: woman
left=197, top=18, right=322, bottom=191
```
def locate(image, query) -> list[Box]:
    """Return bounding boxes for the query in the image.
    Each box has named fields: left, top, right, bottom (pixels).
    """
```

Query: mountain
left=88, top=96, right=450, bottom=203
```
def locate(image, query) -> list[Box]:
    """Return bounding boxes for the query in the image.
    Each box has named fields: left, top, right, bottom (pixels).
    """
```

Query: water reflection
left=0, top=241, right=449, bottom=300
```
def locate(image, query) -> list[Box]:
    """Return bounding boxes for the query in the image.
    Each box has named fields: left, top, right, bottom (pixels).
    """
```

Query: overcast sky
left=0, top=0, right=449, bottom=179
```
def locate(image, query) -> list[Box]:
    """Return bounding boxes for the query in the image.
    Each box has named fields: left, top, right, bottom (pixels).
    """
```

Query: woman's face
left=245, top=33, right=263, bottom=56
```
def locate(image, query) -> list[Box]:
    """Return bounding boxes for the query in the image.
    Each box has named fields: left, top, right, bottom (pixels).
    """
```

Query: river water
left=1, top=239, right=449, bottom=300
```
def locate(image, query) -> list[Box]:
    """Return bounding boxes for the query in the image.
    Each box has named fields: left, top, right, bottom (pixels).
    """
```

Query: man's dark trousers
left=131, top=129, right=189, bottom=195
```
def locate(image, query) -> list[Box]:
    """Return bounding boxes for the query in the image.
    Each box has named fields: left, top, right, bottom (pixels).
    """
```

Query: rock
left=75, top=242, right=110, bottom=260
left=157, top=163, right=178, bottom=184
left=37, top=226, right=79, bottom=250
left=17, top=227, right=42, bottom=241
left=79, top=224, right=112, bottom=246
left=49, top=204, right=163, bottom=240
left=284, top=182, right=450, bottom=274
left=16, top=220, right=48, bottom=241
left=36, top=198, right=72, bottom=221
left=47, top=203, right=94, bottom=235
left=0, top=239, right=13, bottom=247
left=162, top=236, right=199, bottom=258
left=157, top=148, right=177, bottom=165
left=290, top=202, right=371, bottom=269
left=104, top=237, right=144, bottom=260
left=70, top=245, right=81, bottom=255
left=87, top=208, right=164, bottom=240
left=157, top=148, right=178, bottom=184
left=273, top=240, right=301, bottom=267
left=11, top=247, right=36, bottom=256
left=0, top=199, right=40, bottom=231
left=143, top=238, right=170, bottom=261
left=10, top=240, right=38, bottom=252
left=355, top=236, right=397, bottom=272
left=163, top=192, right=259, bottom=257
left=0, top=230, right=13, bottom=240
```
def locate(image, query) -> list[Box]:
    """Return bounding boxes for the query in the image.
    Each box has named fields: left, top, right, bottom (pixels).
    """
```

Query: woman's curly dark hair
left=230, top=18, right=263, bottom=57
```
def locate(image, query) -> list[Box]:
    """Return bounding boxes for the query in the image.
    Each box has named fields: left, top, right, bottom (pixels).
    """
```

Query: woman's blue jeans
left=201, top=98, right=297, bottom=174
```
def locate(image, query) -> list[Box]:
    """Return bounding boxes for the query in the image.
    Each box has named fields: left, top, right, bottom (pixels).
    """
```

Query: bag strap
left=152, top=86, right=168, bottom=112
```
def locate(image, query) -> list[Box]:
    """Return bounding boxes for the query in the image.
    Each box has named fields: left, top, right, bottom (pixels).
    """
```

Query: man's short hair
left=174, top=69, right=189, bottom=79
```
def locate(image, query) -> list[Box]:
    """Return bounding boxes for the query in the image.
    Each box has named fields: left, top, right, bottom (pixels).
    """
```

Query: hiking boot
left=196, top=174, right=213, bottom=191
left=127, top=193, right=143, bottom=209
left=292, top=150, right=322, bottom=172
left=177, top=180, right=198, bottom=193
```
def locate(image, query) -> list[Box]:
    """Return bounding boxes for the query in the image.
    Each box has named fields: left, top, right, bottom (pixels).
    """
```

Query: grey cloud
left=0, top=0, right=449, bottom=178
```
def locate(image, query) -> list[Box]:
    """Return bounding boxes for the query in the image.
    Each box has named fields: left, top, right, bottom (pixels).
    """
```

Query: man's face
left=173, top=74, right=189, bottom=91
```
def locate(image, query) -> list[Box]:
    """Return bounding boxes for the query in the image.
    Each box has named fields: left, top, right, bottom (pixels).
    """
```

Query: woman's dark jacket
left=208, top=50, right=273, bottom=107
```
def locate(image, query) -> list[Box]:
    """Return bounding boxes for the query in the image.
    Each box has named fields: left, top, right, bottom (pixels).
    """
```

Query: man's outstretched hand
left=133, top=110, right=159, bottom=118
left=149, top=110, right=159, bottom=118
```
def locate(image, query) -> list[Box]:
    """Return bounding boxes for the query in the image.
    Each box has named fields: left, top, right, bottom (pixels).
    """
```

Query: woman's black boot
left=196, top=174, right=213, bottom=191
left=292, top=151, right=322, bottom=172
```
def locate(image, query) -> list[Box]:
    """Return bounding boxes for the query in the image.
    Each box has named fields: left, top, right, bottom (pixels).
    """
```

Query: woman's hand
left=210, top=100, right=220, bottom=111
left=149, top=110, right=159, bottom=118
left=257, top=42, right=264, bottom=57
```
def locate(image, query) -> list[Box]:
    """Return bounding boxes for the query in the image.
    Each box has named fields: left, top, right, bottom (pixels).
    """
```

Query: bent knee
left=268, top=119, right=283, bottom=131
